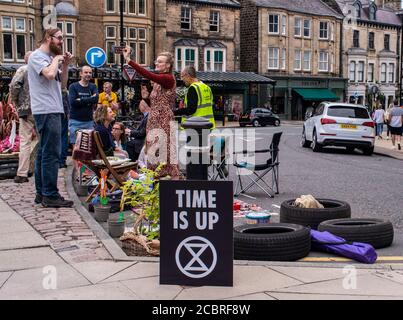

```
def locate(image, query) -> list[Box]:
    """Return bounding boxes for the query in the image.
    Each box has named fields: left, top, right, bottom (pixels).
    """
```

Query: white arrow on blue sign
left=85, top=47, right=107, bottom=68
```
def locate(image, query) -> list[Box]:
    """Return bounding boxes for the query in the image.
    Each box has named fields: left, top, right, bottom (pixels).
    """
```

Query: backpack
left=72, top=129, right=97, bottom=161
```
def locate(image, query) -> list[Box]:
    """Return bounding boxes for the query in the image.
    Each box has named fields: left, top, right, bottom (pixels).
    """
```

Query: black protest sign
left=159, top=180, right=233, bottom=286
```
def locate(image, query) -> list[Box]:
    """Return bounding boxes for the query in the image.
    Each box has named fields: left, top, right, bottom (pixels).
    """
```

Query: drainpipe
left=400, top=21, right=403, bottom=105
left=40, top=0, right=44, bottom=31
left=339, top=20, right=345, bottom=101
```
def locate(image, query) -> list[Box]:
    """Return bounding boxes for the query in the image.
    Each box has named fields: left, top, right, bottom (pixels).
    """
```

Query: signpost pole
left=119, top=0, right=126, bottom=116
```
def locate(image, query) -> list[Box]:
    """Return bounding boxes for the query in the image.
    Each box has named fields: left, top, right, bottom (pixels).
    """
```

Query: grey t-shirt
left=28, top=49, right=63, bottom=115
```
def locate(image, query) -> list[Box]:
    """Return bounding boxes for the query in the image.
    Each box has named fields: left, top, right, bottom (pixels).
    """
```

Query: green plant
left=120, top=163, right=165, bottom=240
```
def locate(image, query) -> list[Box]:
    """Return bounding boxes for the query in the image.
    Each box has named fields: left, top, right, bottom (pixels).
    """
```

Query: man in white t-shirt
left=372, top=105, right=385, bottom=139
left=388, top=105, right=403, bottom=150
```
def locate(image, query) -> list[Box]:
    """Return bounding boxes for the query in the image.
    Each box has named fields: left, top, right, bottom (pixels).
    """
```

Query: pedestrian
left=27, top=27, right=74, bottom=207
left=384, top=102, right=394, bottom=140
left=123, top=47, right=182, bottom=179
left=173, top=66, right=215, bottom=129
left=372, top=104, right=385, bottom=139
left=388, top=103, right=403, bottom=150
left=125, top=99, right=150, bottom=161
left=60, top=87, right=70, bottom=168
left=98, top=82, right=119, bottom=115
left=9, top=51, right=37, bottom=183
left=68, top=65, right=98, bottom=145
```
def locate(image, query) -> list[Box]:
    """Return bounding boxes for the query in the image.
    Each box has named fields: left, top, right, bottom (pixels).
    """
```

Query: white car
left=301, top=102, right=375, bottom=155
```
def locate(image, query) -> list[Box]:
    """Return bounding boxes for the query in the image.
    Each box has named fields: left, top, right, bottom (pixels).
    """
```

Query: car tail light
left=362, top=121, right=375, bottom=128
left=320, top=118, right=337, bottom=125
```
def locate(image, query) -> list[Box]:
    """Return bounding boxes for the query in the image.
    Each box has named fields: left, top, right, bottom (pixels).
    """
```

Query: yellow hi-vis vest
left=182, top=81, right=216, bottom=129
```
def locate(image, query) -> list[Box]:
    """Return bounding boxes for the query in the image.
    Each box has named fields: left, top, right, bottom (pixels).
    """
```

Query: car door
left=261, top=109, right=272, bottom=125
left=307, top=104, right=324, bottom=140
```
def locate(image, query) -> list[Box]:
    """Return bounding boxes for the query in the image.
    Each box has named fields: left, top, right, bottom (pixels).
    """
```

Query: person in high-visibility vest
left=174, top=66, right=215, bottom=129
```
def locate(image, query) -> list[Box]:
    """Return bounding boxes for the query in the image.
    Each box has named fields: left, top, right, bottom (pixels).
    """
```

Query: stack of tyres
left=0, top=156, right=19, bottom=180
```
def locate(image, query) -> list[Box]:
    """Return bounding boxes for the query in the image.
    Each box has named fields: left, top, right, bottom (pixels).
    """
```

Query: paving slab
left=224, top=293, right=276, bottom=300
left=175, top=266, right=302, bottom=300
left=268, top=266, right=374, bottom=284
left=373, top=270, right=403, bottom=285
left=12, top=282, right=140, bottom=300
left=0, top=220, right=33, bottom=234
left=267, top=292, right=403, bottom=300
left=101, top=262, right=159, bottom=283
left=274, top=274, right=403, bottom=297
left=121, top=277, right=183, bottom=300
left=0, top=247, right=63, bottom=272
left=0, top=231, right=48, bottom=250
left=0, top=264, right=90, bottom=297
left=0, top=272, right=12, bottom=289
left=0, top=205, right=22, bottom=221
left=70, top=261, right=137, bottom=284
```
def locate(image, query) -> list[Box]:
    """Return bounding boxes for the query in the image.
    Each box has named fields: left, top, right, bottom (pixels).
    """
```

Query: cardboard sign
left=159, top=180, right=233, bottom=287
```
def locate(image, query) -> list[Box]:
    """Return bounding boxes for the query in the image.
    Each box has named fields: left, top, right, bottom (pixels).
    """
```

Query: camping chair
left=208, top=134, right=230, bottom=181
left=74, top=130, right=137, bottom=202
left=233, top=132, right=282, bottom=198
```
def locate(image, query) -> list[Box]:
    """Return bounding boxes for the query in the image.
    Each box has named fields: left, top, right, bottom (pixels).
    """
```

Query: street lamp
left=398, top=10, right=403, bottom=106
left=119, top=0, right=125, bottom=115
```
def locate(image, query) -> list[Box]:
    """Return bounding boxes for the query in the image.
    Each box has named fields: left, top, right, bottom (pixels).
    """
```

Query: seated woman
left=93, top=106, right=128, bottom=159
left=112, top=121, right=128, bottom=151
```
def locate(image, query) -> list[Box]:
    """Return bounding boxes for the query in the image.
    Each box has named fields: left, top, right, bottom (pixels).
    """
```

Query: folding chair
left=234, top=132, right=282, bottom=198
left=208, top=134, right=230, bottom=181
left=78, top=131, right=138, bottom=202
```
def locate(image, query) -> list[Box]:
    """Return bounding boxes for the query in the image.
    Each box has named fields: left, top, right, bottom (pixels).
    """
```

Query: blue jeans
left=69, top=119, right=94, bottom=144
left=376, top=123, right=383, bottom=136
left=33, top=113, right=62, bottom=198
left=60, top=115, right=69, bottom=166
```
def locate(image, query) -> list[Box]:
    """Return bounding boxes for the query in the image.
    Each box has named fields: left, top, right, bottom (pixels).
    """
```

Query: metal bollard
left=182, top=117, right=213, bottom=180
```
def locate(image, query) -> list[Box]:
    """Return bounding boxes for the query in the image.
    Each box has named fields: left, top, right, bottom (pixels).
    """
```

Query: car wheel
left=274, top=119, right=280, bottom=127
left=301, top=128, right=311, bottom=148
left=252, top=119, right=260, bottom=127
left=362, top=146, right=374, bottom=156
left=311, top=131, right=322, bottom=152
left=346, top=146, right=355, bottom=153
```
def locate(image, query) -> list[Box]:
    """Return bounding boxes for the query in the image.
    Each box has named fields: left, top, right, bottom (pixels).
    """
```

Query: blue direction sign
left=85, top=47, right=107, bottom=68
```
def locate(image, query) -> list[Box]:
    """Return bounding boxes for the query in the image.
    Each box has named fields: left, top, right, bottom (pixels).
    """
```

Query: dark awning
left=196, top=72, right=276, bottom=84
left=293, top=88, right=339, bottom=101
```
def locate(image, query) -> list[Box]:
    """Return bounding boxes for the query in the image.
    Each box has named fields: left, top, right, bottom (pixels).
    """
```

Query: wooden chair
left=79, top=131, right=137, bottom=202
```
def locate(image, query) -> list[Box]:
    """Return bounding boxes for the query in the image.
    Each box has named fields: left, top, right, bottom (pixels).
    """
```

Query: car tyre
left=311, top=131, right=322, bottom=152
left=318, top=218, right=394, bottom=249
left=274, top=119, right=280, bottom=127
left=234, top=223, right=311, bottom=261
left=301, top=128, right=311, bottom=148
left=252, top=119, right=260, bottom=127
left=362, top=146, right=374, bottom=156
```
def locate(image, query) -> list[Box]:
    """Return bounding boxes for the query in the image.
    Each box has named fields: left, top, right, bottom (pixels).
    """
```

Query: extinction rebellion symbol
left=175, top=236, right=217, bottom=279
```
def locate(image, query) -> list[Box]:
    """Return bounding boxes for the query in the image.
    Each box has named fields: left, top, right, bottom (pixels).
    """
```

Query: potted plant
left=94, top=169, right=111, bottom=222
left=119, top=163, right=165, bottom=256
left=108, top=212, right=126, bottom=238
left=75, top=163, right=89, bottom=196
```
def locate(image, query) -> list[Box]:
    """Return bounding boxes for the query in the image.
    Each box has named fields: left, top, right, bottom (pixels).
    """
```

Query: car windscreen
left=327, top=106, right=370, bottom=119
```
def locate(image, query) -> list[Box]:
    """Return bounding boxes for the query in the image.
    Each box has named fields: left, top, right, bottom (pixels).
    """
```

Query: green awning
left=293, top=88, right=339, bottom=101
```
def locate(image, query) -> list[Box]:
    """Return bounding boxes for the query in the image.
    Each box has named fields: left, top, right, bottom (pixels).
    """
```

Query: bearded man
left=27, top=28, right=74, bottom=208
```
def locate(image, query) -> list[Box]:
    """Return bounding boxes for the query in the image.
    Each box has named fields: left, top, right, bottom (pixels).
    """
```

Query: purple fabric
left=310, top=230, right=377, bottom=264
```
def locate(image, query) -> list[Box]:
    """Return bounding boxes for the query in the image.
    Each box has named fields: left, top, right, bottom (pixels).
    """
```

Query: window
left=3, top=33, right=13, bottom=60
left=281, top=48, right=286, bottom=70
left=181, top=7, right=191, bottom=30
left=389, top=64, right=394, bottom=83
left=176, top=48, right=182, bottom=71
left=106, top=26, right=116, bottom=39
left=368, top=32, right=375, bottom=49
left=268, top=14, right=279, bottom=34
left=106, top=41, right=116, bottom=64
left=16, top=34, right=25, bottom=60
left=349, top=61, right=356, bottom=82
left=319, top=21, right=328, bottom=39
left=129, top=27, right=136, bottom=39
left=357, top=61, right=364, bottom=82
left=29, top=19, right=34, bottom=33
left=138, top=0, right=146, bottom=15
left=138, top=28, right=146, bottom=40
left=15, top=18, right=25, bottom=31
left=106, top=0, right=115, bottom=12
left=281, top=15, right=286, bottom=35
left=381, top=63, right=387, bottom=82
left=303, top=51, right=311, bottom=71
left=384, top=34, right=390, bottom=51
left=2, top=17, right=12, bottom=30
left=205, top=49, right=226, bottom=72
left=57, top=22, right=63, bottom=32
left=294, top=18, right=301, bottom=37
left=369, top=5, right=376, bottom=20
left=294, top=49, right=301, bottom=70
left=129, top=42, right=137, bottom=60
left=139, top=42, right=146, bottom=64
left=303, top=20, right=310, bottom=38
left=213, top=51, right=224, bottom=71
left=128, top=0, right=136, bottom=14
left=368, top=63, right=374, bottom=82
left=353, top=30, right=359, bottom=48
left=185, top=48, right=195, bottom=67
left=354, top=2, right=361, bottom=18
left=327, top=106, right=370, bottom=119
left=66, top=22, right=73, bottom=35
left=66, top=38, right=73, bottom=55
left=268, top=47, right=279, bottom=69
left=209, top=11, right=219, bottom=32
left=318, top=51, right=328, bottom=72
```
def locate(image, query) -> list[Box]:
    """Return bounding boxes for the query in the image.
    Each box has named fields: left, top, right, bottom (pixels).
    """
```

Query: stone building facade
left=240, top=0, right=346, bottom=120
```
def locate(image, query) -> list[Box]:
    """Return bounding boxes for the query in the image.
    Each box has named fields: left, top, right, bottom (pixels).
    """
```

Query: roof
left=196, top=72, right=276, bottom=84
left=253, top=0, right=343, bottom=19
left=55, top=1, right=78, bottom=17
left=334, top=0, right=401, bottom=26
left=168, top=0, right=241, bottom=9
left=173, top=39, right=198, bottom=47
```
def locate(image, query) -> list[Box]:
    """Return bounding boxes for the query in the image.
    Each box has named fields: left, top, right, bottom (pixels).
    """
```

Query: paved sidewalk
left=1, top=176, right=403, bottom=299
left=374, top=132, right=403, bottom=160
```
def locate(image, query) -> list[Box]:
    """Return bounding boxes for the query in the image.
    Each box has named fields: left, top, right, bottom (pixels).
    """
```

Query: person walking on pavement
left=174, top=66, right=216, bottom=129
left=68, top=65, right=98, bottom=145
left=10, top=51, right=37, bottom=183
left=372, top=104, right=385, bottom=139
left=385, top=101, right=394, bottom=140
left=27, top=28, right=74, bottom=207
left=388, top=103, right=403, bottom=150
